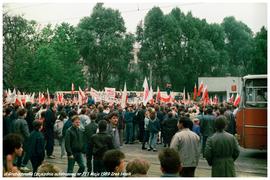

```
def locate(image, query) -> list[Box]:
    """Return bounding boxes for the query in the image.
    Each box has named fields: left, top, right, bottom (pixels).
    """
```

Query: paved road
left=33, top=141, right=267, bottom=177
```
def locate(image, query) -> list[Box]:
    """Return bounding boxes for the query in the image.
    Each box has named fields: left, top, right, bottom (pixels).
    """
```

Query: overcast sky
left=3, top=1, right=268, bottom=34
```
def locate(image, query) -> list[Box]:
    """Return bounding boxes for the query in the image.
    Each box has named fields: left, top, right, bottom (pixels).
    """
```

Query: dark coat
left=89, top=132, right=114, bottom=160
left=200, top=114, right=216, bottom=137
left=205, top=131, right=240, bottom=177
left=28, top=130, right=45, bottom=160
left=44, top=108, right=56, bottom=135
left=84, top=121, right=98, bottom=144
left=65, top=126, right=85, bottom=156
left=162, top=117, right=178, bottom=144
left=148, top=118, right=160, bottom=133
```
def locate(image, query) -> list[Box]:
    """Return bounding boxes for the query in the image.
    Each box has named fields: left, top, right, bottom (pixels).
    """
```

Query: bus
left=236, top=74, right=267, bottom=150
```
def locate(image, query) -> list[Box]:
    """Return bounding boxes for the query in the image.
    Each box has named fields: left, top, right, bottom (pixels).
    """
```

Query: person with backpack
left=54, top=111, right=67, bottom=158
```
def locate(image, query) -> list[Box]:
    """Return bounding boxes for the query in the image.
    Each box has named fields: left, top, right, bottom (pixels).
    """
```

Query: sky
left=3, top=1, right=268, bottom=34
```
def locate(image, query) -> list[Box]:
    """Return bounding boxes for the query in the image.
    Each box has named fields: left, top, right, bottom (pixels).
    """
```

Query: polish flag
left=121, top=82, right=127, bottom=108
left=202, top=85, right=209, bottom=101
left=197, top=81, right=204, bottom=97
left=71, top=83, right=75, bottom=94
left=183, top=88, right=186, bottom=102
left=78, top=86, right=86, bottom=105
left=39, top=92, right=46, bottom=104
left=229, top=94, right=234, bottom=103
left=57, top=93, right=63, bottom=103
left=234, top=94, right=241, bottom=107
left=213, top=95, right=218, bottom=104
left=193, top=84, right=197, bottom=101
left=47, top=88, right=51, bottom=104
left=143, top=77, right=149, bottom=106
left=156, top=86, right=161, bottom=102
left=148, top=86, right=154, bottom=104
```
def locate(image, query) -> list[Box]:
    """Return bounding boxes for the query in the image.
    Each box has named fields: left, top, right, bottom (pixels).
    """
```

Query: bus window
left=245, top=79, right=267, bottom=108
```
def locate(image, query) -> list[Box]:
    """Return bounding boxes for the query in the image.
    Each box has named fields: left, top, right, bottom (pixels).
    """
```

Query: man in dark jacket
left=84, top=112, right=98, bottom=173
left=44, top=102, right=56, bottom=159
left=124, top=106, right=135, bottom=144
left=12, top=108, right=30, bottom=171
left=28, top=120, right=45, bottom=176
left=65, top=115, right=85, bottom=177
left=162, top=112, right=178, bottom=147
left=200, top=106, right=216, bottom=158
left=89, top=120, right=114, bottom=174
left=25, top=102, right=35, bottom=132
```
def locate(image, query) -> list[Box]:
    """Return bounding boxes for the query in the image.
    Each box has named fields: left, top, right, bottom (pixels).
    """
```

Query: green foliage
left=3, top=4, right=267, bottom=93
left=76, top=3, right=134, bottom=90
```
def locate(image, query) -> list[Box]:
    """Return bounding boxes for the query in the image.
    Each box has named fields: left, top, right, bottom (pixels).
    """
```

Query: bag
left=54, top=120, right=63, bottom=139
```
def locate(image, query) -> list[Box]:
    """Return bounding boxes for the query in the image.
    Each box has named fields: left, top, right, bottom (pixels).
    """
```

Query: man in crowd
left=65, top=115, right=85, bottom=177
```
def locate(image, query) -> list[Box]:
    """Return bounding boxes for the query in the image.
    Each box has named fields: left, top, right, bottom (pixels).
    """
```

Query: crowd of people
left=3, top=95, right=240, bottom=177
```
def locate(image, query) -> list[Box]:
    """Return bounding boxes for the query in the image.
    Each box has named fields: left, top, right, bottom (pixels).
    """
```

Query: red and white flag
left=78, top=86, right=86, bottom=105
left=47, top=88, right=51, bottom=104
left=156, top=86, right=161, bottom=102
left=148, top=86, right=154, bottom=104
left=234, top=94, right=241, bottom=107
left=143, top=77, right=149, bottom=106
left=197, top=81, right=204, bottom=97
left=193, top=84, right=197, bottom=101
left=213, top=95, right=218, bottom=104
left=229, top=94, right=234, bottom=103
left=71, top=83, right=75, bottom=94
left=57, top=93, right=63, bottom=103
left=183, top=88, right=186, bottom=102
left=121, top=82, right=127, bottom=108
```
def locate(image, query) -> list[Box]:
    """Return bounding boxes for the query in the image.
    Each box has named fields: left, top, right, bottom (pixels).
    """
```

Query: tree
left=76, top=3, right=134, bottom=90
left=252, top=26, right=267, bottom=74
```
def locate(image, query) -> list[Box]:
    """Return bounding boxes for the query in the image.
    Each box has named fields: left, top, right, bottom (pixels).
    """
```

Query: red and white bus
left=236, top=74, right=267, bottom=150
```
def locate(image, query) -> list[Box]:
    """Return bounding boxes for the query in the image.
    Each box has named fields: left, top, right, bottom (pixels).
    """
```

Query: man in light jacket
left=170, top=116, right=200, bottom=177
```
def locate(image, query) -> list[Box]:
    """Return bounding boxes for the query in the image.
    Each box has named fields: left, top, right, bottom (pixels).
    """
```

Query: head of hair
left=98, top=120, right=108, bottom=132
left=98, top=104, right=104, bottom=112
left=32, top=120, right=43, bottom=131
left=37, top=163, right=60, bottom=176
left=90, top=112, right=97, bottom=121
left=3, top=133, right=22, bottom=156
left=158, top=148, right=180, bottom=174
left=126, top=158, right=150, bottom=176
left=215, top=115, right=227, bottom=131
left=25, top=102, right=32, bottom=109
left=206, top=105, right=213, bottom=114
left=80, top=107, right=87, bottom=115
left=219, top=107, right=226, bottom=115
left=68, top=110, right=77, bottom=118
left=42, top=103, right=47, bottom=109
left=17, top=108, right=27, bottom=117
left=40, top=111, right=46, bottom=119
left=108, top=111, right=119, bottom=119
left=49, top=102, right=55, bottom=109
left=59, top=111, right=67, bottom=120
left=5, top=106, right=13, bottom=115
left=103, top=149, right=125, bottom=172
left=178, top=116, right=193, bottom=130
left=71, top=115, right=80, bottom=122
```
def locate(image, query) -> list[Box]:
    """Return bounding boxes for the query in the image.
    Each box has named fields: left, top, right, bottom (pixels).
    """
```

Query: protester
left=170, top=116, right=200, bottom=177
left=205, top=115, right=240, bottom=177
left=65, top=115, right=85, bottom=177
left=126, top=158, right=150, bottom=177
left=54, top=111, right=67, bottom=158
left=142, top=109, right=150, bottom=150
left=124, top=105, right=135, bottom=144
left=107, top=111, right=121, bottom=149
left=103, top=149, right=125, bottom=177
left=117, top=106, right=125, bottom=146
left=28, top=120, right=45, bottom=176
left=12, top=108, right=30, bottom=171
left=162, top=111, right=178, bottom=147
left=37, top=163, right=60, bottom=177
left=44, top=102, right=57, bottom=159
left=158, top=148, right=181, bottom=177
left=200, top=105, right=216, bottom=158
left=148, top=109, right=160, bottom=152
left=3, top=133, right=23, bottom=177
left=84, top=112, right=98, bottom=173
left=79, top=107, right=91, bottom=130
left=89, top=120, right=114, bottom=173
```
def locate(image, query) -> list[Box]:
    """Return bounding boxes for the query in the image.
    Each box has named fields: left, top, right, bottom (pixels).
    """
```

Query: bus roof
left=243, top=74, right=267, bottom=80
